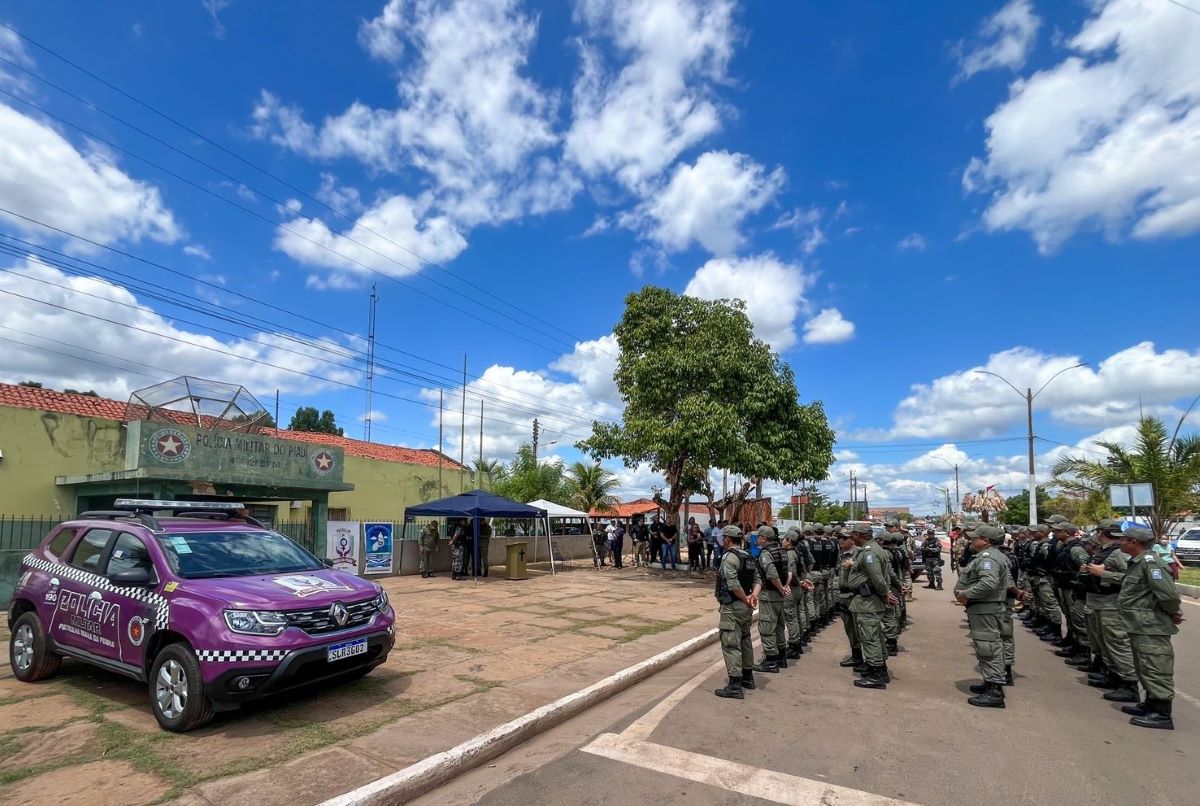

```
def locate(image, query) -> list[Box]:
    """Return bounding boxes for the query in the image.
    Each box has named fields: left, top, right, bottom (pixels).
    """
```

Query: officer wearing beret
left=754, top=526, right=791, bottom=673
left=1080, top=521, right=1138, bottom=701
left=847, top=524, right=895, bottom=688
left=955, top=524, right=1011, bottom=708
left=1117, top=527, right=1183, bottom=729
left=714, top=525, right=762, bottom=699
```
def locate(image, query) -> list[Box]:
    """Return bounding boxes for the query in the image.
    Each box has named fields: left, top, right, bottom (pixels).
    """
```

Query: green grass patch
left=615, top=616, right=693, bottom=643
left=1177, top=566, right=1200, bottom=587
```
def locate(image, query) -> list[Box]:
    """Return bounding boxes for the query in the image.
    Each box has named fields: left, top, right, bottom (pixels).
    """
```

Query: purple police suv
left=7, top=500, right=394, bottom=732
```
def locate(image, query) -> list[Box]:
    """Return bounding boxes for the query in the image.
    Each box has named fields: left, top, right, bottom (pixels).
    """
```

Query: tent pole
left=547, top=515, right=555, bottom=575
left=472, top=512, right=480, bottom=584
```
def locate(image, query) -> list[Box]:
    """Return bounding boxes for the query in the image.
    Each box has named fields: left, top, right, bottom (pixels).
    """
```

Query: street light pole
left=974, top=363, right=1087, bottom=528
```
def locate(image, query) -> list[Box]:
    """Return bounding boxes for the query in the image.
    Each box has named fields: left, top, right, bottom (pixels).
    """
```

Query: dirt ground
left=1, top=564, right=717, bottom=805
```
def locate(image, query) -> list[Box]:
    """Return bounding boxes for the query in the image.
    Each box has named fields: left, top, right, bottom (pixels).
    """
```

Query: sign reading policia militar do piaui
left=124, top=420, right=345, bottom=489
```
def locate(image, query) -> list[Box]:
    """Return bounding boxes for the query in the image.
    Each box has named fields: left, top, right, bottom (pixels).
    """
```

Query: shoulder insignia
left=1150, top=568, right=1163, bottom=580
left=865, top=554, right=874, bottom=564
left=983, top=561, right=992, bottom=571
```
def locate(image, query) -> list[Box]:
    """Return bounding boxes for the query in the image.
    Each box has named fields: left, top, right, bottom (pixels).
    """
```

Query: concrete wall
left=0, top=406, right=126, bottom=516
left=388, top=535, right=595, bottom=576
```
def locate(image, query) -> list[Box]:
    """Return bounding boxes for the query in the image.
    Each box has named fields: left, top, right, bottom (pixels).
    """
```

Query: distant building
left=870, top=506, right=911, bottom=520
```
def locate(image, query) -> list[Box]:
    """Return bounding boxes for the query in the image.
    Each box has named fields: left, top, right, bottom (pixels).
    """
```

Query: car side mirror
left=321, top=558, right=335, bottom=568
left=110, top=567, right=154, bottom=587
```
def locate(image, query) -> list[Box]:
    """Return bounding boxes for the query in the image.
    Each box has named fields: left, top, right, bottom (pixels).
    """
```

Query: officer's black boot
left=775, top=652, right=789, bottom=670
left=967, top=682, right=1006, bottom=708
left=853, top=665, right=887, bottom=689
left=785, top=642, right=803, bottom=659
left=969, top=680, right=989, bottom=694
left=1130, top=698, right=1175, bottom=730
left=886, top=638, right=898, bottom=656
left=1121, top=699, right=1152, bottom=716
left=1065, top=651, right=1092, bottom=667
left=839, top=647, right=863, bottom=668
left=1004, top=666, right=1014, bottom=687
left=1088, top=670, right=1119, bottom=688
left=753, top=655, right=779, bottom=674
left=936, top=579, right=943, bottom=590
left=1053, top=639, right=1077, bottom=656
left=1103, top=681, right=1139, bottom=703
left=714, top=676, right=744, bottom=699
left=741, top=670, right=756, bottom=690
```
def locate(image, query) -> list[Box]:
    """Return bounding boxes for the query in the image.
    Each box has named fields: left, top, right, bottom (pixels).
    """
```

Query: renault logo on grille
left=330, top=602, right=349, bottom=627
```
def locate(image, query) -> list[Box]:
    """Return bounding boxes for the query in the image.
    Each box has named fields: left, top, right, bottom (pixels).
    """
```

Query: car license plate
left=327, top=637, right=367, bottom=662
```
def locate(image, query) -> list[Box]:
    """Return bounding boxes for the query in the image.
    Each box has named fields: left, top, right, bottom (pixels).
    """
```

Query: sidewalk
left=0, top=565, right=717, bottom=806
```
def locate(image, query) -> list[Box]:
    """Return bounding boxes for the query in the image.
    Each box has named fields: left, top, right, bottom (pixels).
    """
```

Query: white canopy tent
left=526, top=499, right=592, bottom=567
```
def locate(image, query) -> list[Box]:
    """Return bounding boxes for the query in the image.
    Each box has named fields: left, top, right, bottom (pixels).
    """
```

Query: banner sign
left=363, top=522, right=394, bottom=575
left=326, top=521, right=361, bottom=575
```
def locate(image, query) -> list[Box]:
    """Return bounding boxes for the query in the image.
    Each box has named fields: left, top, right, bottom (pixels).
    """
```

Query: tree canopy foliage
left=579, top=287, right=835, bottom=524
left=565, top=461, right=619, bottom=517
left=1052, top=415, right=1200, bottom=536
left=490, top=444, right=569, bottom=504
left=288, top=406, right=343, bottom=436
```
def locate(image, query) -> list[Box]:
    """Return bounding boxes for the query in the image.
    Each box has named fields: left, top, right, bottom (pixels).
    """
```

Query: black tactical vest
left=1054, top=538, right=1082, bottom=580
left=1083, top=543, right=1123, bottom=595
left=763, top=544, right=789, bottom=585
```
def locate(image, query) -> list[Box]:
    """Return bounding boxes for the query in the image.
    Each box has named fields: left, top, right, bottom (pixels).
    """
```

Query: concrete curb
left=319, top=626, right=721, bottom=806
left=1178, top=582, right=1199, bottom=599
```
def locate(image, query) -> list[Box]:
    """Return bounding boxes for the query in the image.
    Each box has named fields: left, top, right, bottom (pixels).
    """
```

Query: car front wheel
left=149, top=643, right=214, bottom=732
left=9, top=611, right=62, bottom=682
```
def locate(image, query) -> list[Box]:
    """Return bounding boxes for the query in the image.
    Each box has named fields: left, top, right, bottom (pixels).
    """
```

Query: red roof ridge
left=0, top=382, right=463, bottom=470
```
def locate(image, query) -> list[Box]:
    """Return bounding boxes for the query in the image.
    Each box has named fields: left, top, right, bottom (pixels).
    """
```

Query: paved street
left=418, top=581, right=1196, bottom=806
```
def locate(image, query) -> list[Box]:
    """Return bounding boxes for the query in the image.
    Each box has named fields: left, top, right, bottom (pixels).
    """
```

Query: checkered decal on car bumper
left=195, top=649, right=289, bottom=663
left=22, top=554, right=170, bottom=630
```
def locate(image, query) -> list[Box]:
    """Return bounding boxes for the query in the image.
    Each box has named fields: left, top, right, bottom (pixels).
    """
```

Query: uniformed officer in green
left=1080, top=521, right=1138, bottom=701
left=1117, top=527, right=1183, bottom=729
left=847, top=524, right=893, bottom=688
left=1052, top=522, right=1091, bottom=660
left=781, top=529, right=812, bottom=658
left=836, top=528, right=862, bottom=670
left=754, top=526, right=791, bottom=673
left=801, top=525, right=820, bottom=630
left=418, top=521, right=439, bottom=578
left=875, top=530, right=902, bottom=656
left=1029, top=524, right=1064, bottom=641
left=955, top=524, right=1011, bottom=708
left=790, top=526, right=815, bottom=642
left=714, top=525, right=761, bottom=699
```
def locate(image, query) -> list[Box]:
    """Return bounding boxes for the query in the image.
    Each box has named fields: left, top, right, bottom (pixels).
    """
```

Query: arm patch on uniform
left=865, top=554, right=874, bottom=564
left=1150, top=568, right=1163, bottom=580
left=983, top=561, right=992, bottom=571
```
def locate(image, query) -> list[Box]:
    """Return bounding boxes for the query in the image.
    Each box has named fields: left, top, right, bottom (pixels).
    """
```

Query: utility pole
left=438, top=389, right=444, bottom=495
left=459, top=354, right=467, bottom=494
left=849, top=472, right=857, bottom=521
left=478, top=399, right=484, bottom=488
left=532, top=417, right=540, bottom=462
left=274, top=389, right=279, bottom=428
left=861, top=481, right=869, bottom=519
left=364, top=283, right=377, bottom=441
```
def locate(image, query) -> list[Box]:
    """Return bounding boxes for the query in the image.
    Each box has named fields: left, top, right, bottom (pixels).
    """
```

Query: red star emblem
left=157, top=435, right=183, bottom=456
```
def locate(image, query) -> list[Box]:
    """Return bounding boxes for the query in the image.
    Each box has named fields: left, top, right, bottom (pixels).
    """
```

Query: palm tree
left=1052, top=415, right=1200, bottom=537
left=565, top=461, right=620, bottom=522
left=472, top=458, right=502, bottom=490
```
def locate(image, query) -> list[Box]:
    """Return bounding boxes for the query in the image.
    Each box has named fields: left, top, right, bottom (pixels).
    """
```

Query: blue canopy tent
left=404, top=490, right=552, bottom=578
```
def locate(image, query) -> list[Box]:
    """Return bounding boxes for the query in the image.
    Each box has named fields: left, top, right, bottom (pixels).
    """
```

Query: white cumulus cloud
left=954, top=0, right=1041, bottom=81
left=801, top=308, right=855, bottom=345
left=0, top=104, right=180, bottom=248
left=622, top=151, right=784, bottom=255
left=684, top=254, right=811, bottom=352
left=965, top=0, right=1200, bottom=251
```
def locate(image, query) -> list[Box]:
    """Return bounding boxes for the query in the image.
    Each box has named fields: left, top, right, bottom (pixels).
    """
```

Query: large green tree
left=491, top=444, right=569, bottom=504
left=288, top=406, right=343, bottom=436
left=471, top=458, right=502, bottom=490
left=565, top=461, right=620, bottom=518
left=1052, top=415, right=1200, bottom=537
left=578, top=287, right=835, bottom=525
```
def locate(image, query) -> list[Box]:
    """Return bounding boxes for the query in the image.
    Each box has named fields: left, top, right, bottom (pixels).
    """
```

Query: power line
left=0, top=283, right=598, bottom=441
left=0, top=249, right=597, bottom=435
left=0, top=28, right=620, bottom=366
left=835, top=437, right=1026, bottom=452
left=0, top=224, right=618, bottom=429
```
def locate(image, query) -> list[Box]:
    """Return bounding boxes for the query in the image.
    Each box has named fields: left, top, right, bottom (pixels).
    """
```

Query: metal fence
left=0, top=516, right=61, bottom=553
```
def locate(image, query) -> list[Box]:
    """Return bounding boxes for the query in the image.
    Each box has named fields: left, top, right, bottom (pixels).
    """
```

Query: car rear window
left=46, top=527, right=78, bottom=560
left=154, top=530, right=323, bottom=579
left=69, top=529, right=113, bottom=572
left=105, top=533, right=155, bottom=576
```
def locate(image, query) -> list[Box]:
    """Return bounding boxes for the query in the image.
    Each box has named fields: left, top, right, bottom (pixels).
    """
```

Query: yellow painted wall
left=0, top=406, right=126, bottom=516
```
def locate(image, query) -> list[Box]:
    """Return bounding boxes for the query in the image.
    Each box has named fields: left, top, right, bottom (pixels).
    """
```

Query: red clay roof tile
left=0, top=383, right=463, bottom=470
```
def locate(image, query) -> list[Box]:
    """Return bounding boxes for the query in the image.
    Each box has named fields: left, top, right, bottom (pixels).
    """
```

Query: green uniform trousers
left=1092, top=606, right=1136, bottom=681
left=1033, top=576, right=1062, bottom=627
left=1059, top=588, right=1089, bottom=646
left=882, top=599, right=899, bottom=640
left=1084, top=606, right=1100, bottom=657
left=967, top=611, right=1006, bottom=684
left=849, top=596, right=885, bottom=665
left=840, top=595, right=858, bottom=649
left=783, top=592, right=802, bottom=644
left=718, top=600, right=755, bottom=677
left=1000, top=603, right=1015, bottom=667
left=758, top=595, right=785, bottom=655
left=803, top=583, right=817, bottom=624
left=1130, top=633, right=1174, bottom=701
left=418, top=543, right=435, bottom=573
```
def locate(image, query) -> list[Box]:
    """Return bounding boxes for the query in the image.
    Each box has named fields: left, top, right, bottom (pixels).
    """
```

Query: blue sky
left=1, top=0, right=1199, bottom=513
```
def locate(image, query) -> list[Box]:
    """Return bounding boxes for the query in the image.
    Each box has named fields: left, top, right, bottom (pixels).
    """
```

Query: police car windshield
left=155, top=530, right=324, bottom=579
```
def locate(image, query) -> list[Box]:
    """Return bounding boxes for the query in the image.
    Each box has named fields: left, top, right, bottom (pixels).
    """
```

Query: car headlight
left=224, top=609, right=288, bottom=636
left=374, top=589, right=390, bottom=613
